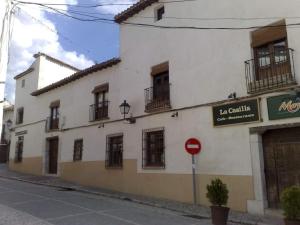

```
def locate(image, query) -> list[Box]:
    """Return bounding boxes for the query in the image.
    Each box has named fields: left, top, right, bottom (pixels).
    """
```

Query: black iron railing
left=245, top=48, right=296, bottom=94
left=144, top=84, right=171, bottom=112
left=89, top=101, right=109, bottom=121
left=45, top=117, right=59, bottom=132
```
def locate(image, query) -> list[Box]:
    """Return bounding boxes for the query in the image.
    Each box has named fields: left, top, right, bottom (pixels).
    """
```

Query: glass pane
left=257, top=48, right=271, bottom=67
left=274, top=41, right=287, bottom=63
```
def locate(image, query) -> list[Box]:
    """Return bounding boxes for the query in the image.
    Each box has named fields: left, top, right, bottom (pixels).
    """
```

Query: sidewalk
left=0, top=165, right=283, bottom=225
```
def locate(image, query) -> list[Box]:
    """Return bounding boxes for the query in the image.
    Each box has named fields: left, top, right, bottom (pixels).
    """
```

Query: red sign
left=185, top=138, right=201, bottom=155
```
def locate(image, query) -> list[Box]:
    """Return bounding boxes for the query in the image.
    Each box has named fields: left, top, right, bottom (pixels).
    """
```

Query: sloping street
left=0, top=177, right=214, bottom=225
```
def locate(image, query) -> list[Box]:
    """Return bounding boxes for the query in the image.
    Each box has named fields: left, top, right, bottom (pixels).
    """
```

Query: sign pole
left=192, top=154, right=197, bottom=204
left=185, top=138, right=201, bottom=205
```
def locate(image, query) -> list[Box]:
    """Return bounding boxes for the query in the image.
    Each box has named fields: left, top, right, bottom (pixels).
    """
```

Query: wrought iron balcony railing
left=245, top=48, right=296, bottom=94
left=144, top=84, right=171, bottom=112
left=89, top=101, right=109, bottom=121
left=45, top=117, right=59, bottom=132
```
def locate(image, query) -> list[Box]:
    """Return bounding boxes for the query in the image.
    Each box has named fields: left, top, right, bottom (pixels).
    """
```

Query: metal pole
left=192, top=154, right=197, bottom=204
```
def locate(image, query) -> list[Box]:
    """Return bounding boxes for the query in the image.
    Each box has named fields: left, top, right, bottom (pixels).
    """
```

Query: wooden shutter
left=151, top=61, right=169, bottom=76
left=251, top=20, right=287, bottom=47
left=92, top=83, right=109, bottom=93
left=49, top=100, right=60, bottom=108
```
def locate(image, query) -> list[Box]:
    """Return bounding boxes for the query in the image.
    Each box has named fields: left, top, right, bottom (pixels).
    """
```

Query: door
left=153, top=71, right=169, bottom=101
left=254, top=39, right=291, bottom=81
left=48, top=138, right=58, bottom=174
left=263, top=128, right=300, bottom=208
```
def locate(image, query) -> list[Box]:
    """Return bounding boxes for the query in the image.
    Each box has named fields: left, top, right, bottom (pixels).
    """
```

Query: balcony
left=245, top=48, right=296, bottom=94
left=45, top=117, right=59, bottom=132
left=89, top=101, right=109, bottom=121
left=145, top=84, right=171, bottom=112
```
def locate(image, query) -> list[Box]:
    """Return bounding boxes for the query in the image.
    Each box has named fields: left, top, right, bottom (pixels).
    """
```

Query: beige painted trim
left=60, top=159, right=254, bottom=212
left=9, top=157, right=43, bottom=176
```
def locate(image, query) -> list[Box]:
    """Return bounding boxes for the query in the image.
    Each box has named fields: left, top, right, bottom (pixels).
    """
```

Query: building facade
left=0, top=101, right=14, bottom=163
left=8, top=0, right=300, bottom=215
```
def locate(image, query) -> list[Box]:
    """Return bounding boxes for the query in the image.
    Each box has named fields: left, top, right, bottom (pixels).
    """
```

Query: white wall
left=10, top=0, right=300, bottom=177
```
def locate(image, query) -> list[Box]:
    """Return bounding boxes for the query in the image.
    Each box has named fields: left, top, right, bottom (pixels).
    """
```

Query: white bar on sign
left=187, top=144, right=199, bottom=149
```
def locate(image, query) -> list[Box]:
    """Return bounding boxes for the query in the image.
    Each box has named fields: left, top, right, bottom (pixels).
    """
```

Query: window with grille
left=73, top=139, right=83, bottom=161
left=16, top=107, right=24, bottom=124
left=106, top=134, right=123, bottom=168
left=15, top=136, right=24, bottom=163
left=142, top=128, right=165, bottom=168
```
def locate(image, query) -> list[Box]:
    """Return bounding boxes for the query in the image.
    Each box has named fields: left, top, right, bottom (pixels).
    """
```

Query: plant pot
left=284, top=219, right=300, bottom=225
left=210, top=206, right=230, bottom=225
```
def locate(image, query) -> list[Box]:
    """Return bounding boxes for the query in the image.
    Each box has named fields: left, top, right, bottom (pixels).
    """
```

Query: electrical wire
left=16, top=6, right=105, bottom=60
left=17, top=2, right=300, bottom=30
left=13, top=0, right=197, bottom=8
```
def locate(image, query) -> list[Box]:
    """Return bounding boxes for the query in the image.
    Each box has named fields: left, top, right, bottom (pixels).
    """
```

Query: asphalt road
left=0, top=177, right=213, bottom=225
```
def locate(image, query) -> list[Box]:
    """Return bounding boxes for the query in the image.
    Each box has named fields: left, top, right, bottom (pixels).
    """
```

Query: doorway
left=262, top=127, right=300, bottom=208
left=47, top=137, right=59, bottom=174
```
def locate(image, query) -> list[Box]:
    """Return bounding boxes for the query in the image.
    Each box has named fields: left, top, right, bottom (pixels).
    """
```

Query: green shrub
left=206, top=178, right=229, bottom=206
left=281, top=186, right=300, bottom=220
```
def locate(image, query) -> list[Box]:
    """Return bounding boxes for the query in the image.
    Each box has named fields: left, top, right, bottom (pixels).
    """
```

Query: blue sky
left=47, top=0, right=121, bottom=63
left=5, top=0, right=136, bottom=102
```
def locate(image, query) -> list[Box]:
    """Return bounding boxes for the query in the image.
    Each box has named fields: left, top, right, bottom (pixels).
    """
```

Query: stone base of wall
left=60, top=159, right=254, bottom=212
left=9, top=157, right=43, bottom=176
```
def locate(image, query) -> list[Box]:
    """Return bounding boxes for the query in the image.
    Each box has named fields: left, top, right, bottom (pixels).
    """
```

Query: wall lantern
left=6, top=119, right=12, bottom=129
left=119, top=100, right=136, bottom=124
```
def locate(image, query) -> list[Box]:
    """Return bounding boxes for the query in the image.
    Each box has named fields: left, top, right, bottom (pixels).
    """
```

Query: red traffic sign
left=185, top=138, right=201, bottom=155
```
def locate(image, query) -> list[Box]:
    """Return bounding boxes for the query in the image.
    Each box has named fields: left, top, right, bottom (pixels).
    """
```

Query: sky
left=2, top=0, right=137, bottom=103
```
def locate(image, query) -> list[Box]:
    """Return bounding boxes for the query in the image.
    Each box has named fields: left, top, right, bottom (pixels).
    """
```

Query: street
left=0, top=177, right=213, bottom=225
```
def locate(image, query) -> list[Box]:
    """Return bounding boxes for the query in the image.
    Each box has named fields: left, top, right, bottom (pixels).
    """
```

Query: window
left=142, top=128, right=165, bottom=168
left=73, top=139, right=83, bottom=161
left=15, top=136, right=24, bottom=163
left=90, top=84, right=109, bottom=121
left=106, top=134, right=123, bottom=168
left=156, top=6, right=164, bottom=21
left=145, top=62, right=171, bottom=112
left=21, top=79, right=25, bottom=88
left=49, top=100, right=60, bottom=130
left=16, top=107, right=24, bottom=124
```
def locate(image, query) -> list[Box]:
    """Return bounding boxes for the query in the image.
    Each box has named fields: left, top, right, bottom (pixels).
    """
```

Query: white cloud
left=96, top=0, right=137, bottom=15
left=4, top=0, right=94, bottom=102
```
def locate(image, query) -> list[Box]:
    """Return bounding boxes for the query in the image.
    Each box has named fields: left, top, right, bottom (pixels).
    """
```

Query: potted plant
left=281, top=186, right=300, bottom=225
left=206, top=178, right=230, bottom=225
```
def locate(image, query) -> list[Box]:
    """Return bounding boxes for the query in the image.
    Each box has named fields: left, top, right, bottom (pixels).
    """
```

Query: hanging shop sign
left=212, top=99, right=260, bottom=126
left=267, top=94, right=300, bottom=120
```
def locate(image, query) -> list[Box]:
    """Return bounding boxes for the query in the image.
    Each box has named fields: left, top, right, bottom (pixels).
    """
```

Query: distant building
left=9, top=0, right=300, bottom=215
left=0, top=101, right=14, bottom=163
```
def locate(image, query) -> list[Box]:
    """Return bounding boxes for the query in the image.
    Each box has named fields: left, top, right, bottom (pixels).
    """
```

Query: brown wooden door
left=263, top=128, right=300, bottom=208
left=153, top=72, right=169, bottom=101
left=48, top=138, right=58, bottom=174
left=254, top=39, right=291, bottom=81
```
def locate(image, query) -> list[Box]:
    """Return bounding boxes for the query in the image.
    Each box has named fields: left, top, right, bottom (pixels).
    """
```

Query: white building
left=8, top=0, right=300, bottom=215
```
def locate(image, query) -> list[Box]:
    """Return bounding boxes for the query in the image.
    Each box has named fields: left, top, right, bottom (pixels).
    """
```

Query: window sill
left=142, top=165, right=165, bottom=170
left=46, top=128, right=60, bottom=133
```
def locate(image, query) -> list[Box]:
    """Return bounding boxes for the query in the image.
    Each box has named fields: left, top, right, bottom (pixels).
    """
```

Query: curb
left=0, top=174, right=267, bottom=225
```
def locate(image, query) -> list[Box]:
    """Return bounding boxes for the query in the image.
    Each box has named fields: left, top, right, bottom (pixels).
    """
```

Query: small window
left=106, top=134, right=123, bottom=168
left=156, top=6, right=165, bottom=21
left=15, top=136, right=24, bottom=163
left=16, top=107, right=24, bottom=124
left=21, top=79, right=25, bottom=88
left=73, top=139, right=83, bottom=161
left=142, top=128, right=165, bottom=168
left=90, top=84, right=109, bottom=121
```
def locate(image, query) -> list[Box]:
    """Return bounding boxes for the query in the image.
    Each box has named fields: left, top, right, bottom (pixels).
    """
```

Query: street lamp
left=6, top=119, right=12, bottom=129
left=119, top=100, right=136, bottom=124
